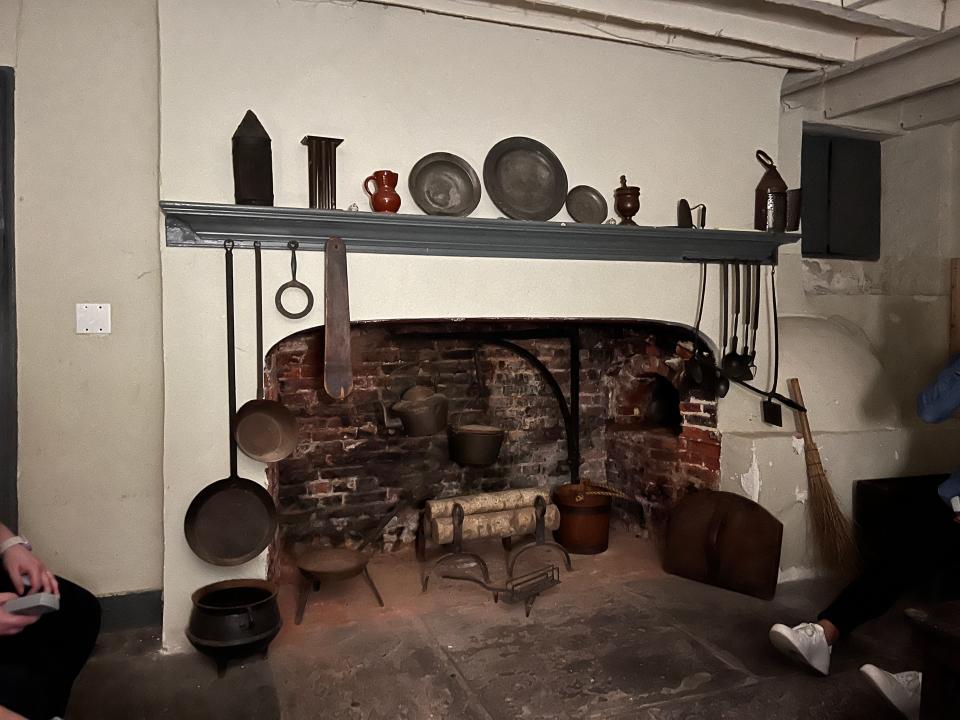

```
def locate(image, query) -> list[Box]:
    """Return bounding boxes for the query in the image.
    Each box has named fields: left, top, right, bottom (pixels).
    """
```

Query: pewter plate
left=483, top=137, right=568, bottom=221
left=565, top=185, right=608, bottom=224
left=409, top=152, right=482, bottom=217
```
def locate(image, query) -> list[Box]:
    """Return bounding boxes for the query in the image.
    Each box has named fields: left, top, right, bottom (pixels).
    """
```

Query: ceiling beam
left=526, top=0, right=858, bottom=61
left=764, top=0, right=939, bottom=36
left=782, top=26, right=960, bottom=116
left=901, top=81, right=960, bottom=128
left=341, top=0, right=854, bottom=68
left=843, top=0, right=944, bottom=32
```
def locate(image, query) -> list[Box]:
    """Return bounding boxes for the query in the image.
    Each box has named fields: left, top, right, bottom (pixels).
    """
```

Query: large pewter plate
left=409, top=152, right=482, bottom=217
left=483, top=137, right=568, bottom=221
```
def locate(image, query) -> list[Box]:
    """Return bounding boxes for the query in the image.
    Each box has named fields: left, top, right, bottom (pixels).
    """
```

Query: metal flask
left=754, top=149, right=787, bottom=232
left=232, top=110, right=274, bottom=206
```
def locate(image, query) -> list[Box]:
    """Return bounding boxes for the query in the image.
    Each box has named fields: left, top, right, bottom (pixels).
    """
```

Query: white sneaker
left=860, top=664, right=921, bottom=720
left=769, top=622, right=832, bottom=675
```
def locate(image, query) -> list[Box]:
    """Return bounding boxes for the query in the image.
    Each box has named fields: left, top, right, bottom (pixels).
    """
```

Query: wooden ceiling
left=352, top=0, right=958, bottom=70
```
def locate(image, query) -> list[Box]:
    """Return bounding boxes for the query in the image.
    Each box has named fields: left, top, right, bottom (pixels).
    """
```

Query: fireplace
left=264, top=318, right=720, bottom=566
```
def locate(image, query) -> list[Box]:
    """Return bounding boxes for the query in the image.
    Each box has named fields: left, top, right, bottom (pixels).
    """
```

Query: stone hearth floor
left=67, top=528, right=918, bottom=719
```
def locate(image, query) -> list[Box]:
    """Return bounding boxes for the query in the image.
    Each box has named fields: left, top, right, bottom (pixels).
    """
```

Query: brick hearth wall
left=264, top=321, right=720, bottom=553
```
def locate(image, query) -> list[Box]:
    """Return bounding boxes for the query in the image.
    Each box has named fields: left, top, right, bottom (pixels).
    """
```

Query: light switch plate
left=76, top=303, right=111, bottom=334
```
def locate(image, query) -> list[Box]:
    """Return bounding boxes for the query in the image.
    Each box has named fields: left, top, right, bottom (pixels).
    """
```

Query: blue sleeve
left=938, top=471, right=960, bottom=508
left=917, top=354, right=960, bottom=423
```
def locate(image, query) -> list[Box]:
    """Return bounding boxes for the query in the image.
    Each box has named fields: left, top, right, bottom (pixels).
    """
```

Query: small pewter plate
left=483, top=137, right=568, bottom=221
left=565, top=185, right=608, bottom=224
left=409, top=152, right=482, bottom=217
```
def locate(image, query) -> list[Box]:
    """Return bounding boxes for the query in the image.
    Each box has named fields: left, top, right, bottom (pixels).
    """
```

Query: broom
left=788, top=378, right=860, bottom=577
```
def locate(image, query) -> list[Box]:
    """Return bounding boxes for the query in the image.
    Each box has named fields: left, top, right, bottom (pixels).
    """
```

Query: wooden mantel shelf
left=161, top=202, right=797, bottom=264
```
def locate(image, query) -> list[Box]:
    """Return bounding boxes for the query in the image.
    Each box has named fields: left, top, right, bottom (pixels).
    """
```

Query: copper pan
left=235, top=242, right=298, bottom=463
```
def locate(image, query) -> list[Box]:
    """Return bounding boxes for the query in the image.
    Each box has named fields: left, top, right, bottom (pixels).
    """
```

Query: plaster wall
left=158, top=0, right=786, bottom=650
left=6, top=0, right=164, bottom=594
left=719, top=105, right=960, bottom=578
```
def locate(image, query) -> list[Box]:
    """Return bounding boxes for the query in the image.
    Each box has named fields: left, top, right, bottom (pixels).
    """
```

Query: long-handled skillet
left=185, top=241, right=278, bottom=566
left=235, top=241, right=298, bottom=462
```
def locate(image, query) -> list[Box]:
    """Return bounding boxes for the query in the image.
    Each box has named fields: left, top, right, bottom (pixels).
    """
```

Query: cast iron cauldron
left=448, top=424, right=505, bottom=467
left=186, top=579, right=282, bottom=677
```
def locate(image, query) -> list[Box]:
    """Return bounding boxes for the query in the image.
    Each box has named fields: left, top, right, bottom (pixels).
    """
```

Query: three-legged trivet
left=294, top=503, right=399, bottom=625
left=506, top=495, right=572, bottom=579
left=421, top=503, right=491, bottom=591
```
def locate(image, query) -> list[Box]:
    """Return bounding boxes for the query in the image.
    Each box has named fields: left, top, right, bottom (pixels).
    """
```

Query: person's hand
left=0, top=705, right=27, bottom=720
left=2, top=545, right=58, bottom=595
left=0, top=593, right=39, bottom=636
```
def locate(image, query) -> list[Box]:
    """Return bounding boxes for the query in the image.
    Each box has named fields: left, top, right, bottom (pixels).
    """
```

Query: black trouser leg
left=818, top=516, right=960, bottom=638
left=817, top=565, right=913, bottom=636
left=0, top=574, right=101, bottom=719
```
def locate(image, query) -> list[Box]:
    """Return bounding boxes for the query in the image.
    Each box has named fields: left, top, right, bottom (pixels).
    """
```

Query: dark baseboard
left=99, top=589, right=162, bottom=632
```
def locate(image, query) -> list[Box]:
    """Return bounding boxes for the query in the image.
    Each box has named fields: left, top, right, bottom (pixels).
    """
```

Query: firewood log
left=425, top=488, right=551, bottom=521
left=430, top=504, right=560, bottom=544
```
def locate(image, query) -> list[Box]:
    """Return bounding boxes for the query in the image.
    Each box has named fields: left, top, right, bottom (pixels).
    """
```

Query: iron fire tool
left=421, top=503, right=492, bottom=592
left=506, top=495, right=572, bottom=578
left=423, top=498, right=567, bottom=617
left=439, top=565, right=561, bottom=618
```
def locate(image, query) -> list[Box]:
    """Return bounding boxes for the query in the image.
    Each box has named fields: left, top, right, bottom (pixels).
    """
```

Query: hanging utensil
left=761, top=266, right=784, bottom=427
left=739, top=263, right=754, bottom=381
left=235, top=242, right=298, bottom=462
left=184, top=241, right=277, bottom=566
left=715, top=263, right=730, bottom=398
left=686, top=263, right=707, bottom=386
left=722, top=264, right=741, bottom=375
left=323, top=237, right=353, bottom=401
left=720, top=262, right=729, bottom=354
left=275, top=240, right=314, bottom=320
left=746, top=263, right=762, bottom=380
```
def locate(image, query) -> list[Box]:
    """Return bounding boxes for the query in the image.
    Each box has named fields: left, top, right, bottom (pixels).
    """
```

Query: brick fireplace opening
left=264, top=319, right=720, bottom=566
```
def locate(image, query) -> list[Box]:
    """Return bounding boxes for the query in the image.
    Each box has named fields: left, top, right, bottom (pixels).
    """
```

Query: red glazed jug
left=364, top=170, right=401, bottom=213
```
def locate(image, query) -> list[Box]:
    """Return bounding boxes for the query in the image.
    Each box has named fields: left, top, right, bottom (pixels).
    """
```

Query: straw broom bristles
left=789, top=379, right=860, bottom=578
left=801, top=440, right=859, bottom=576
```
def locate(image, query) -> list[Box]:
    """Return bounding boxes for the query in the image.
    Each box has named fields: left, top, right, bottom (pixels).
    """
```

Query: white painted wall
left=158, top=0, right=786, bottom=650
left=7, top=0, right=164, bottom=595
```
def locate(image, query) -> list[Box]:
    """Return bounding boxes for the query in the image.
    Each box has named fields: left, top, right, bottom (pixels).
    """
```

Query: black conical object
left=232, top=110, right=273, bottom=206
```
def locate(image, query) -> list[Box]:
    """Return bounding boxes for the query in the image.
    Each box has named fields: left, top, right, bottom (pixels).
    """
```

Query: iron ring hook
left=276, top=240, right=314, bottom=319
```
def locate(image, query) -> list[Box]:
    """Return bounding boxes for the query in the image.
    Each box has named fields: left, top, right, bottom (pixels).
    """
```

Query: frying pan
left=185, top=241, right=278, bottom=566
left=235, top=242, right=298, bottom=462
